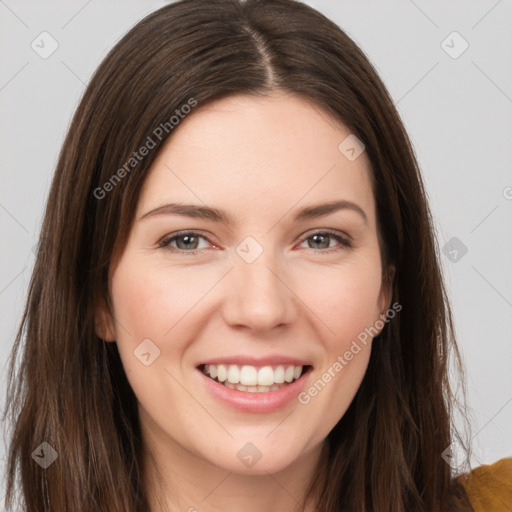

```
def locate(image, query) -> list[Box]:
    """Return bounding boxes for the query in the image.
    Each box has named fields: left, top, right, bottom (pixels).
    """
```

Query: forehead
left=137, top=92, right=376, bottom=229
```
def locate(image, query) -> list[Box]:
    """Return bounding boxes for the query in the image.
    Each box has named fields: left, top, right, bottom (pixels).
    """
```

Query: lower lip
left=198, top=367, right=312, bottom=413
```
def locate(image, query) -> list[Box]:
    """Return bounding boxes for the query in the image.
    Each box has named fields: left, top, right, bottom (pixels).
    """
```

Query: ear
left=94, top=296, right=117, bottom=342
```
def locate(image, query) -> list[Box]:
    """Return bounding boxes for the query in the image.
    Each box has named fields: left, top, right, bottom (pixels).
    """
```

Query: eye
left=298, top=230, right=352, bottom=254
left=157, top=229, right=352, bottom=255
left=158, top=231, right=212, bottom=254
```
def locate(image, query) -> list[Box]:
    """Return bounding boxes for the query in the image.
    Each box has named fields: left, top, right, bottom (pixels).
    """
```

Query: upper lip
left=198, top=355, right=312, bottom=367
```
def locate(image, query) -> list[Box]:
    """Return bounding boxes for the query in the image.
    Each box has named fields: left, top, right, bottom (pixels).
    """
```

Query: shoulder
left=456, top=457, right=512, bottom=512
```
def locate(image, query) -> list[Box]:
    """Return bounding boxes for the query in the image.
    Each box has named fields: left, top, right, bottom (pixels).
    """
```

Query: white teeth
left=217, top=364, right=227, bottom=382
left=227, top=365, right=240, bottom=384
left=257, top=366, right=274, bottom=386
left=202, top=363, right=306, bottom=391
left=240, top=365, right=258, bottom=386
left=274, top=365, right=285, bottom=383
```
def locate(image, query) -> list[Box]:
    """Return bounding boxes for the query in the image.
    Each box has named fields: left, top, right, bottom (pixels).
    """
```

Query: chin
left=200, top=437, right=309, bottom=476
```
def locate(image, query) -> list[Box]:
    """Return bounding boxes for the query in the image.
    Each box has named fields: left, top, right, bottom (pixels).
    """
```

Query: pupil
left=180, top=235, right=197, bottom=249
left=311, top=234, right=328, bottom=249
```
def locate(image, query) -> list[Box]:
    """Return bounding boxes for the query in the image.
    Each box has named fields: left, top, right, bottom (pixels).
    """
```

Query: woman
left=3, top=0, right=511, bottom=511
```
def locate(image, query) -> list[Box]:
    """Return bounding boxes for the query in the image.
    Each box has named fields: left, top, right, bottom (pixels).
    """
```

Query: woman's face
left=98, top=92, right=393, bottom=475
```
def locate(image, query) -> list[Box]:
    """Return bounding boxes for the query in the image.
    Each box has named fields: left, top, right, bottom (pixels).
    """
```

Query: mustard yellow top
left=456, top=457, right=512, bottom=512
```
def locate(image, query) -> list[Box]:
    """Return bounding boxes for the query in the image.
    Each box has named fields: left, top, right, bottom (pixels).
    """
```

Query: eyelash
left=157, top=229, right=352, bottom=255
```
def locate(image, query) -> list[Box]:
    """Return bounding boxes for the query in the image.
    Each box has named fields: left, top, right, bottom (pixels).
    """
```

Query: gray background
left=1, top=0, right=511, bottom=504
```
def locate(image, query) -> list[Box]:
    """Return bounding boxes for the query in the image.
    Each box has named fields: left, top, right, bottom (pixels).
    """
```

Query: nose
left=221, top=245, right=296, bottom=335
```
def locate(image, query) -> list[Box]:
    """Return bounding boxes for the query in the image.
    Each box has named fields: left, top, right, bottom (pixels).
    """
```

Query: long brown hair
left=2, top=0, right=475, bottom=510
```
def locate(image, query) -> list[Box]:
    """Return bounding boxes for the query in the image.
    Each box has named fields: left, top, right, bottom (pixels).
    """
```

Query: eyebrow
left=139, top=199, right=368, bottom=225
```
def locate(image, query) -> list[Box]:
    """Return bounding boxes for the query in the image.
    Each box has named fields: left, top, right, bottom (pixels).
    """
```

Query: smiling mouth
left=198, top=363, right=312, bottom=393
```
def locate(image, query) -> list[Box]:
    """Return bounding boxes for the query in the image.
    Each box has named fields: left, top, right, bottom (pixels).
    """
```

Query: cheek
left=109, top=257, right=187, bottom=377
left=300, top=258, right=383, bottom=348
left=111, top=257, right=204, bottom=340
left=295, top=268, right=379, bottom=435
left=111, top=268, right=164, bottom=339
left=109, top=259, right=201, bottom=418
left=109, top=256, right=228, bottom=384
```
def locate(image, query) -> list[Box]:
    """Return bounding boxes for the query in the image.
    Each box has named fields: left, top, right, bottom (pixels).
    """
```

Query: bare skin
left=96, top=92, right=394, bottom=512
